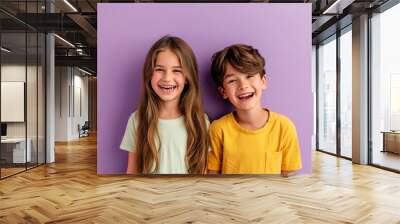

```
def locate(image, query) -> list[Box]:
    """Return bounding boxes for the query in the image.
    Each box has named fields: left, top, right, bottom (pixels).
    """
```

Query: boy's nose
left=239, top=81, right=250, bottom=90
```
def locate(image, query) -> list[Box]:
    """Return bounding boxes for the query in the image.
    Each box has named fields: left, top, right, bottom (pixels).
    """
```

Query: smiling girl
left=120, top=36, right=209, bottom=174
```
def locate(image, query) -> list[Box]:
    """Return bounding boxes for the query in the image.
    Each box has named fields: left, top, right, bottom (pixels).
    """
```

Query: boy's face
left=219, top=63, right=267, bottom=112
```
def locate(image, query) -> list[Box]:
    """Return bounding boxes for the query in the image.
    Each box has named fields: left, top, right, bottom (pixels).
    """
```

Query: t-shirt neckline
left=229, top=109, right=273, bottom=134
left=158, top=115, right=184, bottom=123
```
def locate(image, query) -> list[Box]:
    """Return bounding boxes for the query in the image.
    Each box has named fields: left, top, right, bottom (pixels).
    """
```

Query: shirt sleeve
left=280, top=118, right=302, bottom=171
left=208, top=121, right=223, bottom=171
left=120, top=113, right=137, bottom=152
left=205, top=113, right=212, bottom=152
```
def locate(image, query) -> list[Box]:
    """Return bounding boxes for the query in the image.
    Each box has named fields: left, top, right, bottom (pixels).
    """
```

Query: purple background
left=98, top=3, right=312, bottom=174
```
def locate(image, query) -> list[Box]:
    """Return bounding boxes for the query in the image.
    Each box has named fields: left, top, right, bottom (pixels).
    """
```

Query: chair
left=78, top=121, right=90, bottom=138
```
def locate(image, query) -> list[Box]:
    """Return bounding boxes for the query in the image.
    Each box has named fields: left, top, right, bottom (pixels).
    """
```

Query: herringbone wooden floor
left=1, top=134, right=400, bottom=224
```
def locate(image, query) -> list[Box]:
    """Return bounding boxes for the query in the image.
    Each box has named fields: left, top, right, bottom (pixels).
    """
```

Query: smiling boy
left=207, top=44, right=302, bottom=176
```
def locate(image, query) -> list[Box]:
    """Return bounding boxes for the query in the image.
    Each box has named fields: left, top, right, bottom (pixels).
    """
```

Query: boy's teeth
left=241, top=93, right=253, bottom=97
left=238, top=93, right=254, bottom=99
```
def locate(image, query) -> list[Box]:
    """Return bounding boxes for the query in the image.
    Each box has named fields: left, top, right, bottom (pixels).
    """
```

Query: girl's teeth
left=159, top=85, right=177, bottom=93
left=160, top=86, right=176, bottom=89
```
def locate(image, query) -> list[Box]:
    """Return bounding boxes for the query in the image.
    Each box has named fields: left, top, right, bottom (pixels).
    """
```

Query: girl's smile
left=151, top=49, right=186, bottom=104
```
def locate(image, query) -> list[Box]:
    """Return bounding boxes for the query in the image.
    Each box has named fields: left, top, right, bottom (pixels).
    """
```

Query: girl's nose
left=163, top=70, right=173, bottom=81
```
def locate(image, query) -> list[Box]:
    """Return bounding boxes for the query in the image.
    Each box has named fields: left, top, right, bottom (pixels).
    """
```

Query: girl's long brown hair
left=136, top=36, right=209, bottom=174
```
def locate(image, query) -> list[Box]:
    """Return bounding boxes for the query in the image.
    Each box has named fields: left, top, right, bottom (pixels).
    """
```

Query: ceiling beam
left=55, top=55, right=96, bottom=70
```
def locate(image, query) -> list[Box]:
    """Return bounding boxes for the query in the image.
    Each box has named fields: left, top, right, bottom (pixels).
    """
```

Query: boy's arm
left=207, top=122, right=223, bottom=174
left=281, top=118, right=302, bottom=176
left=281, top=170, right=296, bottom=177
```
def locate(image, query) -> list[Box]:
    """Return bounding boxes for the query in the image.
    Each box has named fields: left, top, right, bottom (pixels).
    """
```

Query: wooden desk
left=382, top=131, right=400, bottom=154
left=1, top=138, right=32, bottom=163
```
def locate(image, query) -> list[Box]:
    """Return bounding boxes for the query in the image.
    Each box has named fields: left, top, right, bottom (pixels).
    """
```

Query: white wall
left=55, top=67, right=89, bottom=141
left=55, top=66, right=69, bottom=141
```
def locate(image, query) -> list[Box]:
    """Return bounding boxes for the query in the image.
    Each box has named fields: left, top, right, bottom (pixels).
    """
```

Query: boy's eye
left=247, top=74, right=255, bottom=79
left=227, top=79, right=237, bottom=84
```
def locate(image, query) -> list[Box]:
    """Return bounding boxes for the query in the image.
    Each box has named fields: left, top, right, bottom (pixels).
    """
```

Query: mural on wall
left=98, top=3, right=313, bottom=175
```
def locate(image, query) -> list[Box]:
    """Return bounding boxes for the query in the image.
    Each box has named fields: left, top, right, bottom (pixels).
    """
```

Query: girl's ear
left=218, top=86, right=228, bottom=99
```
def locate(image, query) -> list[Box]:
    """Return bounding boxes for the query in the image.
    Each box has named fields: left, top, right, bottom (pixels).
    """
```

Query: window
left=370, top=2, right=400, bottom=171
left=317, top=36, right=337, bottom=154
left=340, top=28, right=352, bottom=158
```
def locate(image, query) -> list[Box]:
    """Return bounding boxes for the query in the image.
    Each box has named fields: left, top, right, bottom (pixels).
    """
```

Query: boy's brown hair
left=211, top=44, right=266, bottom=87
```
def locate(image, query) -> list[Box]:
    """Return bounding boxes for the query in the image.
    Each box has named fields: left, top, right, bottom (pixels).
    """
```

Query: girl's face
left=151, top=49, right=186, bottom=105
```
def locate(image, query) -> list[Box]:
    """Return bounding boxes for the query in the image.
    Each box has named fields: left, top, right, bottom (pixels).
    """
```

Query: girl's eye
left=155, top=68, right=164, bottom=72
left=173, top=70, right=182, bottom=74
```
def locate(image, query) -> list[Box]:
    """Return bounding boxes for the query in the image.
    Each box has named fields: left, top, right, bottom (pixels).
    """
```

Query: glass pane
left=1, top=30, right=27, bottom=177
left=371, top=3, right=400, bottom=171
left=318, top=37, right=337, bottom=154
left=0, top=1, right=46, bottom=178
left=27, top=31, right=38, bottom=169
left=340, top=29, right=352, bottom=158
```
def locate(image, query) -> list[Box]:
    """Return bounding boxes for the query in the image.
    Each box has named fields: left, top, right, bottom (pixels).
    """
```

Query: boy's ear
left=218, top=86, right=228, bottom=99
left=262, top=74, right=268, bottom=90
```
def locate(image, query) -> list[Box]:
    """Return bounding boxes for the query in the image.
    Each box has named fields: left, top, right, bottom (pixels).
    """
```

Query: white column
left=45, top=0, right=55, bottom=163
left=352, top=14, right=369, bottom=164
left=46, top=32, right=55, bottom=163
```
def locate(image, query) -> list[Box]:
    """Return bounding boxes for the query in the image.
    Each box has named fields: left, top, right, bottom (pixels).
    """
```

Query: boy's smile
left=237, top=92, right=255, bottom=100
left=219, top=63, right=267, bottom=111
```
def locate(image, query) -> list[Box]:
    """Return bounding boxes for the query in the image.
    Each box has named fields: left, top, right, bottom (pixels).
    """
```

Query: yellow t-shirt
left=208, top=110, right=302, bottom=174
